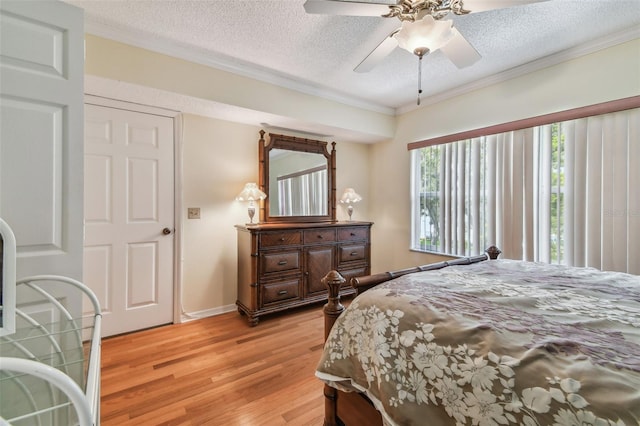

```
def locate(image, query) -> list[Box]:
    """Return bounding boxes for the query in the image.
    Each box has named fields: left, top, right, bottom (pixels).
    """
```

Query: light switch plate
left=188, top=207, right=200, bottom=219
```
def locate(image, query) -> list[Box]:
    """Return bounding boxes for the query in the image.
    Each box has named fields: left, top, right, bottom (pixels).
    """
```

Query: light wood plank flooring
left=100, top=305, right=327, bottom=425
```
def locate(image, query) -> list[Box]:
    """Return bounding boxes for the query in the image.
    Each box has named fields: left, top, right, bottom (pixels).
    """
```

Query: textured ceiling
left=68, top=0, right=639, bottom=136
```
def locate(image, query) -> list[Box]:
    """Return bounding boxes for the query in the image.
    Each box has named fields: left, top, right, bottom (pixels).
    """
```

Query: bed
left=316, top=247, right=640, bottom=426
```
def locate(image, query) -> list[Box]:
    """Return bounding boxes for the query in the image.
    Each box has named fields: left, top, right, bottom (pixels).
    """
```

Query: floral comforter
left=316, top=260, right=640, bottom=426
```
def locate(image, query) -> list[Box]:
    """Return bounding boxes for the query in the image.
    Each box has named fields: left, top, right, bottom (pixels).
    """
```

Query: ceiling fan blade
left=354, top=32, right=399, bottom=73
left=440, top=28, right=481, bottom=68
left=304, top=0, right=395, bottom=17
left=462, top=0, right=549, bottom=13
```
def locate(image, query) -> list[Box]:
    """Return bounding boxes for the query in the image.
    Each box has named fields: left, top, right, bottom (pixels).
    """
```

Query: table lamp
left=236, top=182, right=267, bottom=224
left=339, top=188, right=362, bottom=221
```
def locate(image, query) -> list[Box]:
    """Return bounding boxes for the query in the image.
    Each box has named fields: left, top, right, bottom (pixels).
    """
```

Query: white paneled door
left=0, top=0, right=84, bottom=281
left=84, top=103, right=175, bottom=337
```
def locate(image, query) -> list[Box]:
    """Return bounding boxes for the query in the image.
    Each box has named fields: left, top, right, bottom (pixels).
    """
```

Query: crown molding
left=83, top=21, right=395, bottom=116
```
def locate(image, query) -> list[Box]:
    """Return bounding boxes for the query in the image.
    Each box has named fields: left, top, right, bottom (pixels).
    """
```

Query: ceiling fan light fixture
left=393, top=15, right=455, bottom=57
left=393, top=15, right=455, bottom=107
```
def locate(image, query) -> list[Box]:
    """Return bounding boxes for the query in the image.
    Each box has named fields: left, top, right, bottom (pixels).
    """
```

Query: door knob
left=162, top=227, right=172, bottom=235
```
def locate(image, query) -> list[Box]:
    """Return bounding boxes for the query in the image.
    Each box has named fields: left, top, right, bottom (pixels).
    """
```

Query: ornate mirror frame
left=259, top=130, right=336, bottom=223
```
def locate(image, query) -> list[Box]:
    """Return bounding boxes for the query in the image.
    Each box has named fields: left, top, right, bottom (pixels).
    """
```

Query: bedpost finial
left=485, top=246, right=501, bottom=260
left=322, top=270, right=345, bottom=300
left=322, top=271, right=346, bottom=341
left=322, top=270, right=345, bottom=315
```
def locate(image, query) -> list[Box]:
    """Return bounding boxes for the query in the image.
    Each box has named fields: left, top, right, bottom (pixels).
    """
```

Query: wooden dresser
left=236, top=221, right=372, bottom=325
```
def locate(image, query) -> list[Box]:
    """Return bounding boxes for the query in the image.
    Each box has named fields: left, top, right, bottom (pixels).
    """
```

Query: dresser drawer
left=261, top=250, right=300, bottom=275
left=260, top=231, right=302, bottom=247
left=338, top=227, right=369, bottom=242
left=338, top=244, right=366, bottom=263
left=303, top=228, right=336, bottom=244
left=261, top=279, right=301, bottom=306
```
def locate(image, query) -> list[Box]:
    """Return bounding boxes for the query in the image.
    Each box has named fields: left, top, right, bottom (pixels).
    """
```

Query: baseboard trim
left=180, top=304, right=237, bottom=323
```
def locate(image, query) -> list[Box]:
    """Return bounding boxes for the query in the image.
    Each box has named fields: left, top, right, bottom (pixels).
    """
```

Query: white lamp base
left=248, top=202, right=256, bottom=224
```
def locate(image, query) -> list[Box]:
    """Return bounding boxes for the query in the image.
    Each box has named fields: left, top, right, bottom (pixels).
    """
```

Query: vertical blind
left=277, top=167, right=327, bottom=216
left=412, top=107, right=639, bottom=274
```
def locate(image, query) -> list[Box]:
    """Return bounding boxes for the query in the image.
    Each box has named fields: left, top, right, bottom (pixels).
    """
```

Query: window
left=410, top=107, right=639, bottom=275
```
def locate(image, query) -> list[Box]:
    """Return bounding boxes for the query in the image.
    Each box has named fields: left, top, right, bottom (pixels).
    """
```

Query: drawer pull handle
left=350, top=232, right=356, bottom=236
left=278, top=290, right=288, bottom=296
left=278, top=260, right=288, bottom=265
left=317, top=234, right=323, bottom=239
left=350, top=252, right=358, bottom=256
left=279, top=237, right=285, bottom=242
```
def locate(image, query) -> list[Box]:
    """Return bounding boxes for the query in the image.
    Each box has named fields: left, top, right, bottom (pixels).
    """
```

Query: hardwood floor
left=100, top=304, right=327, bottom=425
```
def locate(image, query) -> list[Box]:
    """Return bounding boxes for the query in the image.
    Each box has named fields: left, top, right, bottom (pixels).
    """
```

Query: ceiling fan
left=304, top=0, right=549, bottom=74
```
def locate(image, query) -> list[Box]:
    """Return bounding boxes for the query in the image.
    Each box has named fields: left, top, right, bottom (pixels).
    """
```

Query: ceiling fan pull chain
left=417, top=54, right=423, bottom=105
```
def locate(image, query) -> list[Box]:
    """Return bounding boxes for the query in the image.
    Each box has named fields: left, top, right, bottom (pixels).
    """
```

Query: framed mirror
left=259, top=131, right=336, bottom=223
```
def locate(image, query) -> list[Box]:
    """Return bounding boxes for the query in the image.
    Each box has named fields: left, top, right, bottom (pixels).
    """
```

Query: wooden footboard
left=320, top=246, right=501, bottom=426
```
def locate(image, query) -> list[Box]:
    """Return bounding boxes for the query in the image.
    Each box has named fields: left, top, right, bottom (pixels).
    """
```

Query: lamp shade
left=394, top=15, right=455, bottom=56
left=340, top=188, right=362, bottom=204
left=235, top=182, right=266, bottom=201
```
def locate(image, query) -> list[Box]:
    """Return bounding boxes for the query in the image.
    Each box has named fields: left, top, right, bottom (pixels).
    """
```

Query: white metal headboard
left=0, top=218, right=16, bottom=336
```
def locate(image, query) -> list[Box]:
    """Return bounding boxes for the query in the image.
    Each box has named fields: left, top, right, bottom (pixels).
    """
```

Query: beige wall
left=84, top=32, right=639, bottom=315
left=180, top=114, right=371, bottom=314
left=335, top=142, right=371, bottom=223
left=369, top=38, right=640, bottom=273
left=180, top=115, right=260, bottom=314
left=397, top=39, right=640, bottom=143
left=85, top=35, right=374, bottom=316
left=84, top=35, right=395, bottom=141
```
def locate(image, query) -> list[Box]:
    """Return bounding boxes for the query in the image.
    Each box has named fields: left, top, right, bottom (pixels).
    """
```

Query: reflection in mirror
left=269, top=149, right=328, bottom=217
